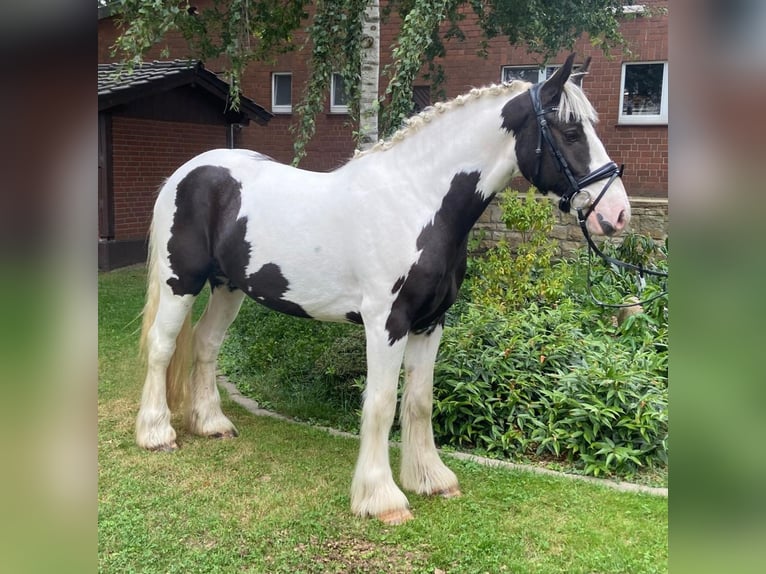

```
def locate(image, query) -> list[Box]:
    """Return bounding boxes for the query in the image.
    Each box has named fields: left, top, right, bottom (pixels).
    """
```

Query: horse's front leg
left=351, top=323, right=411, bottom=524
left=400, top=325, right=460, bottom=498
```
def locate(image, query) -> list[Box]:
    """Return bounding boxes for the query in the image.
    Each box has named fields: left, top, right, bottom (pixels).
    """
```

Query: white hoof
left=351, top=478, right=411, bottom=523
left=186, top=409, right=239, bottom=439
left=136, top=408, right=177, bottom=451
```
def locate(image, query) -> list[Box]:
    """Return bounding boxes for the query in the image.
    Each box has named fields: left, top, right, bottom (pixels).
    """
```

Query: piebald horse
left=137, top=54, right=630, bottom=524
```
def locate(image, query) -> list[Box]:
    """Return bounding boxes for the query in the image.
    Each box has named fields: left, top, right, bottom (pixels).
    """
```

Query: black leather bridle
left=529, top=82, right=623, bottom=218
left=528, top=82, right=668, bottom=308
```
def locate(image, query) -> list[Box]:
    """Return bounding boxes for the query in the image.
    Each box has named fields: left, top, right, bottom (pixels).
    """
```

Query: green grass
left=99, top=267, right=667, bottom=573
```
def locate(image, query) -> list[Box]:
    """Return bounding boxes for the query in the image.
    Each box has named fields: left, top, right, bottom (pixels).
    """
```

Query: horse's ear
left=571, top=56, right=591, bottom=88
left=540, top=53, right=577, bottom=103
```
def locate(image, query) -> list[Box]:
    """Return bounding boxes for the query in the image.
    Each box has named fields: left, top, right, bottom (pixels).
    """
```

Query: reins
left=578, top=224, right=668, bottom=309
left=528, top=82, right=668, bottom=308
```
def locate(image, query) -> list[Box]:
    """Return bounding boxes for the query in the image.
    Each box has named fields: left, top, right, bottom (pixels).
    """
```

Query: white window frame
left=330, top=73, right=349, bottom=114
left=501, top=64, right=584, bottom=84
left=618, top=61, right=668, bottom=125
left=271, top=72, right=292, bottom=114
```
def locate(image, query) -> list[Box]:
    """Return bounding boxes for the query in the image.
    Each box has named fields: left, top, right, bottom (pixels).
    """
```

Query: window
left=621, top=2, right=646, bottom=15
left=501, top=64, right=584, bottom=84
left=330, top=73, right=349, bottom=114
left=271, top=72, right=292, bottom=113
left=619, top=61, right=668, bottom=125
left=502, top=66, right=545, bottom=84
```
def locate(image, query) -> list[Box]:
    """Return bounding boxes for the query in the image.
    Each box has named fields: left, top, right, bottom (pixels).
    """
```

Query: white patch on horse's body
left=136, top=55, right=633, bottom=524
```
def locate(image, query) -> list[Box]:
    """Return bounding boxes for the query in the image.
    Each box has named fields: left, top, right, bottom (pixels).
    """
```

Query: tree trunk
left=358, top=0, right=380, bottom=151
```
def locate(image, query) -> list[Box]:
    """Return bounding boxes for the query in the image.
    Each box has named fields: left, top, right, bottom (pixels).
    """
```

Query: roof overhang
left=98, top=60, right=272, bottom=126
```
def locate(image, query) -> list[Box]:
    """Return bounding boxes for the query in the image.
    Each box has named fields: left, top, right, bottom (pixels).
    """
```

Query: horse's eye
left=564, top=130, right=580, bottom=143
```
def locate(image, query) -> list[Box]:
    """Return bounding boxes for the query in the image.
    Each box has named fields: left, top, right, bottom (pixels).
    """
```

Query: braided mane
left=354, top=79, right=597, bottom=158
left=354, top=81, right=529, bottom=158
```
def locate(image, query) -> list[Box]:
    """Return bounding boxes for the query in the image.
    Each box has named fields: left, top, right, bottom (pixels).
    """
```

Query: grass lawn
left=99, top=267, right=667, bottom=573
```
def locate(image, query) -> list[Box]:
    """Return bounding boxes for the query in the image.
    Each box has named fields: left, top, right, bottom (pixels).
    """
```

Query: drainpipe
left=229, top=123, right=245, bottom=149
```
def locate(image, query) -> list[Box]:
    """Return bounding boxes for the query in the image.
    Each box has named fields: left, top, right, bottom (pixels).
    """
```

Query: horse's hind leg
left=400, top=325, right=460, bottom=497
left=137, top=287, right=196, bottom=451
left=185, top=285, right=245, bottom=438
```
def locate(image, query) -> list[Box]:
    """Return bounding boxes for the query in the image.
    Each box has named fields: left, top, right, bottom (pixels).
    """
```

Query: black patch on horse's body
left=346, top=311, right=363, bottom=325
left=392, top=275, right=406, bottom=294
left=166, top=164, right=311, bottom=318
left=385, top=171, right=492, bottom=344
left=243, top=263, right=311, bottom=318
left=167, top=166, right=245, bottom=296
left=412, top=316, right=445, bottom=336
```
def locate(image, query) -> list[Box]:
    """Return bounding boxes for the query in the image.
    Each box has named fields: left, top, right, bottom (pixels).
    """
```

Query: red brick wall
left=110, top=116, right=226, bottom=240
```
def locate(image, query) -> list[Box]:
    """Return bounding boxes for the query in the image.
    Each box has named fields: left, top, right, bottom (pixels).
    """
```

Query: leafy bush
left=568, top=232, right=668, bottom=326
left=432, top=190, right=668, bottom=477
left=465, top=189, right=571, bottom=311
left=433, top=301, right=668, bottom=477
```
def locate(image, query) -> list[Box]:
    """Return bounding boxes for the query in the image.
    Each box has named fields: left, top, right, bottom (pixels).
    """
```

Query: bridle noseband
left=528, top=82, right=668, bottom=308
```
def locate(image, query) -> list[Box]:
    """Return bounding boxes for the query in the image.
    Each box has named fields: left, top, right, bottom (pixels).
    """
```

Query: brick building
left=98, top=1, right=668, bottom=265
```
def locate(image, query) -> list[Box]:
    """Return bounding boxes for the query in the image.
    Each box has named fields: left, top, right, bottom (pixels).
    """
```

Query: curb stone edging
left=217, top=374, right=668, bottom=498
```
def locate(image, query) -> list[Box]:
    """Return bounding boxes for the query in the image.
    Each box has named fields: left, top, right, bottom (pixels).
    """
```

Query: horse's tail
left=139, top=218, right=192, bottom=412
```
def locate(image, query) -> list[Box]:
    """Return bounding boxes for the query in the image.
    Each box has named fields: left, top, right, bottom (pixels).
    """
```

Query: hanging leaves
left=380, top=0, right=451, bottom=136
left=468, top=0, right=629, bottom=58
left=111, top=0, right=310, bottom=109
left=291, top=0, right=367, bottom=164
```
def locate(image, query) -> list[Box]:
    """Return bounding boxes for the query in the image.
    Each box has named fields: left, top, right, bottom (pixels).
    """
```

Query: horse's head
left=502, top=53, right=630, bottom=236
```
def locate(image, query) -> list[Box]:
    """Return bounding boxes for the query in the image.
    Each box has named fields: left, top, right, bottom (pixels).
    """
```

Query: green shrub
left=432, top=189, right=668, bottom=477
left=568, top=232, right=668, bottom=316
left=466, top=189, right=571, bottom=311
left=433, top=299, right=667, bottom=477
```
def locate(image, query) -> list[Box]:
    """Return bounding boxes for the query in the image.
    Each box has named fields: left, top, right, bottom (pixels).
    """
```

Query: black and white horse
left=137, top=54, right=630, bottom=524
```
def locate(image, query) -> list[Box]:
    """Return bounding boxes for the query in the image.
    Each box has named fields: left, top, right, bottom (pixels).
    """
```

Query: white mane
left=354, top=79, right=598, bottom=158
